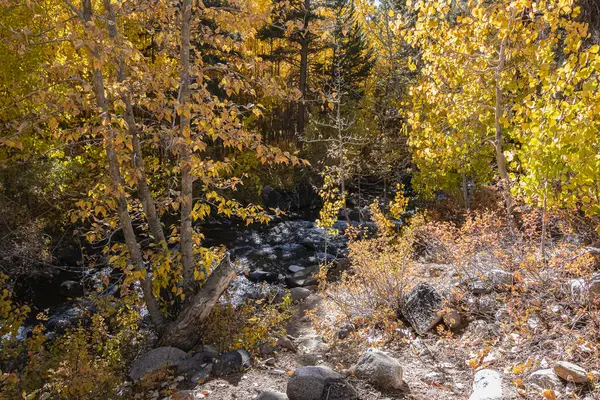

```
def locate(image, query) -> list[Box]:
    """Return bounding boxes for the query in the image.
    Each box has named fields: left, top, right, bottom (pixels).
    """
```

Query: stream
left=8, top=215, right=364, bottom=340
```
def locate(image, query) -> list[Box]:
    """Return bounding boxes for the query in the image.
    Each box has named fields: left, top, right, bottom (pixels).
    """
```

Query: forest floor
left=183, top=288, right=496, bottom=400
left=174, top=255, right=600, bottom=400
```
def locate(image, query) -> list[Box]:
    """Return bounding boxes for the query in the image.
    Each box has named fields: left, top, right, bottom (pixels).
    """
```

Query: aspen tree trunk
left=179, top=0, right=195, bottom=300
left=77, top=0, right=235, bottom=345
left=297, top=0, right=311, bottom=145
left=103, top=0, right=166, bottom=246
left=540, top=180, right=548, bottom=262
left=494, top=37, right=513, bottom=216
left=80, top=0, right=166, bottom=330
left=461, top=172, right=471, bottom=211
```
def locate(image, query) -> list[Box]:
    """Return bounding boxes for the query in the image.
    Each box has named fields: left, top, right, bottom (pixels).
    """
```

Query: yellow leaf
left=48, top=117, right=58, bottom=130
left=542, top=389, right=557, bottom=400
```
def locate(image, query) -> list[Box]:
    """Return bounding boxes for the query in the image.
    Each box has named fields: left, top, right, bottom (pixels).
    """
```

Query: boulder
left=466, top=279, right=492, bottom=295
left=319, top=378, right=359, bottom=400
left=290, top=287, right=312, bottom=302
left=248, top=270, right=279, bottom=284
left=466, top=295, right=499, bottom=317
left=288, top=265, right=305, bottom=273
left=469, top=369, right=503, bottom=400
left=257, top=390, right=288, bottom=400
left=465, top=269, right=512, bottom=294
left=212, top=349, right=252, bottom=376
left=188, top=363, right=213, bottom=384
left=568, top=276, right=600, bottom=299
left=177, top=346, right=218, bottom=373
left=285, top=267, right=319, bottom=288
left=353, top=348, right=403, bottom=389
left=527, top=369, right=564, bottom=393
left=129, top=347, right=189, bottom=381
left=402, top=283, right=443, bottom=334
left=286, top=366, right=357, bottom=400
left=553, top=361, right=589, bottom=383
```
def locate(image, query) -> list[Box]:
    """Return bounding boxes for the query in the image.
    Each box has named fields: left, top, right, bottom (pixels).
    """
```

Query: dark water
left=7, top=215, right=360, bottom=339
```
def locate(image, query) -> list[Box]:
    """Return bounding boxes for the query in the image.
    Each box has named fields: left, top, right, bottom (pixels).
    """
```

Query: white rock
left=469, top=369, right=503, bottom=400
left=554, top=361, right=589, bottom=383
left=528, top=369, right=564, bottom=393
left=256, top=390, right=288, bottom=400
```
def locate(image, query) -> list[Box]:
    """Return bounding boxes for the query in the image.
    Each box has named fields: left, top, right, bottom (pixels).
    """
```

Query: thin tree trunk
left=80, top=0, right=165, bottom=330
left=336, top=89, right=350, bottom=225
left=159, top=254, right=236, bottom=350
left=540, top=180, right=548, bottom=262
left=494, top=37, right=513, bottom=215
left=297, top=0, right=311, bottom=146
left=103, top=0, right=166, bottom=247
left=179, top=0, right=195, bottom=300
left=462, top=172, right=471, bottom=211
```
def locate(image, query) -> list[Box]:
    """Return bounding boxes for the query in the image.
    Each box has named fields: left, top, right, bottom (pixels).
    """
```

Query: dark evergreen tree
left=258, top=0, right=323, bottom=140
left=325, top=0, right=375, bottom=100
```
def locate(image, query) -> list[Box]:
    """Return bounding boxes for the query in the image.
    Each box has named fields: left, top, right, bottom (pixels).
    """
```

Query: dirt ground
left=188, top=291, right=480, bottom=400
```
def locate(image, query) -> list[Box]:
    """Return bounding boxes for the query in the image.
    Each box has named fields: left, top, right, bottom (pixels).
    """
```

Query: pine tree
left=325, top=0, right=375, bottom=100
left=258, top=0, right=323, bottom=140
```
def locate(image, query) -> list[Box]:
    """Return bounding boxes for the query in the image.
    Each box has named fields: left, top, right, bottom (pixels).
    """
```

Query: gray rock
left=467, top=279, right=492, bottom=295
left=319, top=378, right=359, bottom=400
left=422, top=371, right=446, bottom=385
left=568, top=276, right=600, bottom=299
left=288, top=265, right=305, bottom=273
left=402, top=283, right=443, bottom=334
left=469, top=369, right=503, bottom=400
left=495, top=307, right=509, bottom=324
left=286, top=366, right=357, bottom=400
left=353, top=348, right=403, bottom=389
left=286, top=267, right=319, bottom=288
left=554, top=361, right=589, bottom=383
left=257, top=390, right=288, bottom=400
left=465, top=269, right=512, bottom=294
left=464, top=293, right=499, bottom=317
left=188, top=363, right=213, bottom=384
left=290, top=287, right=312, bottom=302
left=248, top=270, right=279, bottom=284
left=177, top=347, right=217, bottom=373
left=212, top=349, right=252, bottom=376
left=527, top=369, right=564, bottom=393
left=336, top=323, right=355, bottom=339
left=129, top=347, right=189, bottom=381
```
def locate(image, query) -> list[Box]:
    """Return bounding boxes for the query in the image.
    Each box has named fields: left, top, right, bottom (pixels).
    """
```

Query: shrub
left=0, top=294, right=146, bottom=400
left=201, top=294, right=293, bottom=352
left=322, top=189, right=417, bottom=331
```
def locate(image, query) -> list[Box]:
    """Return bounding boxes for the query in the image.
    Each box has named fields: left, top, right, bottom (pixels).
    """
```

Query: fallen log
left=159, top=253, right=236, bottom=350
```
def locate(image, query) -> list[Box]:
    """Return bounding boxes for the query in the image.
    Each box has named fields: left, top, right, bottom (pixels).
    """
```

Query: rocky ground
left=127, top=255, right=600, bottom=400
